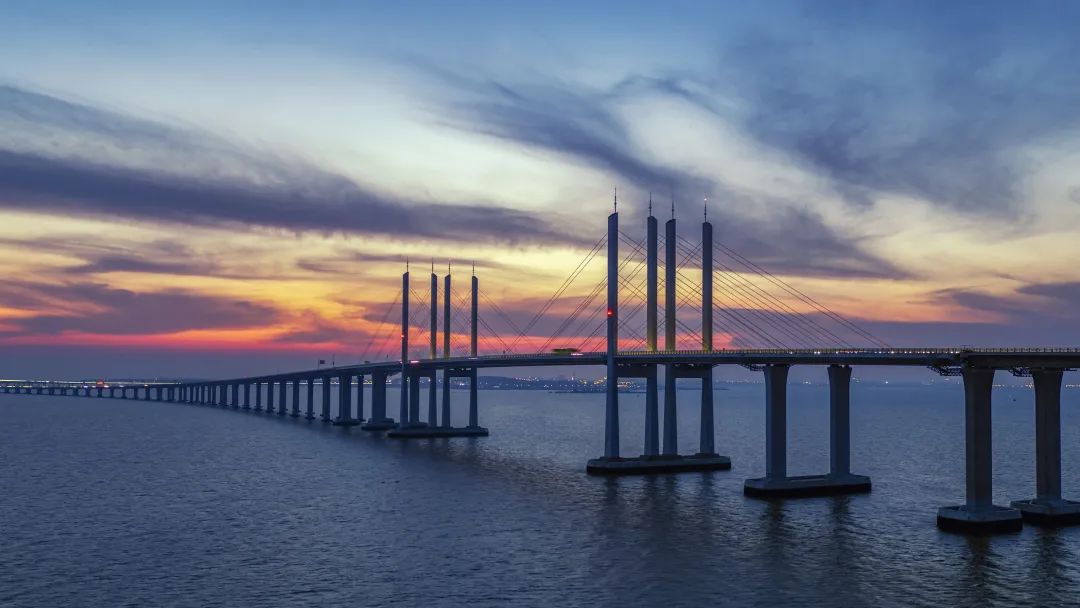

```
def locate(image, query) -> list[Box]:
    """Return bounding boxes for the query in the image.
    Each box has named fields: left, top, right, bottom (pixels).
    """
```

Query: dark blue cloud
left=418, top=66, right=905, bottom=279
left=712, top=2, right=1080, bottom=212
left=0, top=281, right=281, bottom=335
left=0, top=86, right=584, bottom=247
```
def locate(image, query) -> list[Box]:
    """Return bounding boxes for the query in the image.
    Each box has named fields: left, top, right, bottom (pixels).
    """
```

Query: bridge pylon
left=587, top=206, right=730, bottom=475
left=388, top=266, right=487, bottom=438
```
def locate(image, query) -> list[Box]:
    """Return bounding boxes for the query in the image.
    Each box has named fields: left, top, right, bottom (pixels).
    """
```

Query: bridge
left=5, top=207, right=1080, bottom=535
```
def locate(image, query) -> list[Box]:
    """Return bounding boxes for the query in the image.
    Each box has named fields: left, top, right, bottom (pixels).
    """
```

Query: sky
left=2, top=1, right=1080, bottom=380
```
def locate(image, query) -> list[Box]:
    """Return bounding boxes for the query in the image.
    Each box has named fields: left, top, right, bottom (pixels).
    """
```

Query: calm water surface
left=3, top=382, right=1080, bottom=607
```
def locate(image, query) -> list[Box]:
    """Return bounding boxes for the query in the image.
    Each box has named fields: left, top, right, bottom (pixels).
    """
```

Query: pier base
left=586, top=453, right=731, bottom=476
left=743, top=473, right=871, bottom=498
left=386, top=425, right=489, bottom=439
left=1010, top=499, right=1080, bottom=527
left=332, top=418, right=363, bottom=427
left=360, top=418, right=397, bottom=431
left=936, top=505, right=1023, bottom=534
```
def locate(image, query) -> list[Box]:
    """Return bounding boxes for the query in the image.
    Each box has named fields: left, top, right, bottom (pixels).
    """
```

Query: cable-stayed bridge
left=5, top=209, right=1080, bottom=534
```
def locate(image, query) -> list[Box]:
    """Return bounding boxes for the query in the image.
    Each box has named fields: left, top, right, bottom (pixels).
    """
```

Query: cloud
left=0, top=281, right=280, bottom=335
left=415, top=66, right=904, bottom=279
left=295, top=250, right=522, bottom=276
left=711, top=4, right=1080, bottom=213
left=0, top=85, right=585, bottom=247
left=933, top=280, right=1080, bottom=322
left=1018, top=281, right=1080, bottom=304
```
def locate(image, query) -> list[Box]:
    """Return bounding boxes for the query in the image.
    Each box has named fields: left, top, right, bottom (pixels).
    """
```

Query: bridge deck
left=6, top=348, right=1080, bottom=388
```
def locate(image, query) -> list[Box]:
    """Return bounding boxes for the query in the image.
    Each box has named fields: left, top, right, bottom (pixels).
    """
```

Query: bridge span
left=5, top=209, right=1080, bottom=535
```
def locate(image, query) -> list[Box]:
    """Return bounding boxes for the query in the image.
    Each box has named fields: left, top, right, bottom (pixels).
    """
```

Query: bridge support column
left=1011, top=369, right=1080, bottom=526
left=242, top=383, right=250, bottom=410
left=362, top=371, right=395, bottom=430
left=662, top=214, right=678, bottom=457
left=305, top=378, right=315, bottom=420
left=441, top=371, right=451, bottom=429
left=356, top=374, right=365, bottom=422
left=321, top=377, right=332, bottom=422
left=698, top=368, right=716, bottom=457
left=428, top=371, right=438, bottom=427
left=267, top=381, right=276, bottom=414
left=397, top=372, right=410, bottom=429
left=409, top=374, right=421, bottom=425
left=334, top=373, right=360, bottom=426
left=467, top=369, right=481, bottom=427
left=745, top=364, right=871, bottom=497
left=388, top=368, right=486, bottom=438
left=330, top=373, right=360, bottom=425
left=937, top=368, right=1022, bottom=533
left=277, top=380, right=287, bottom=416
left=644, top=366, right=659, bottom=456
left=291, top=380, right=300, bottom=417
left=662, top=377, right=678, bottom=456
left=232, top=383, right=239, bottom=409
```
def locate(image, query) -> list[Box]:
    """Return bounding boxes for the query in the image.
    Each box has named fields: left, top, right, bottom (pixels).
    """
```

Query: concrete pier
left=277, top=381, right=287, bottom=416
left=644, top=212, right=659, bottom=457
left=442, top=272, right=452, bottom=428
left=334, top=374, right=360, bottom=426
left=937, top=368, right=1022, bottom=534
left=587, top=211, right=622, bottom=469
left=254, top=382, right=263, bottom=412
left=588, top=211, right=728, bottom=476
left=321, top=377, right=331, bottom=422
left=267, top=381, right=276, bottom=414
left=362, top=371, right=395, bottom=430
left=305, top=378, right=315, bottom=420
left=1011, top=369, right=1080, bottom=526
left=427, top=371, right=438, bottom=427
left=662, top=215, right=678, bottom=456
left=744, top=364, right=871, bottom=497
left=388, top=370, right=485, bottom=437
left=409, top=374, right=421, bottom=425
left=388, top=271, right=486, bottom=439
left=290, top=380, right=300, bottom=418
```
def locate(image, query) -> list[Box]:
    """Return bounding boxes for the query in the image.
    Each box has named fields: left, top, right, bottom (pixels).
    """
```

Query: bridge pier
left=290, top=380, right=301, bottom=417
left=937, top=368, right=1023, bottom=534
left=334, top=373, right=361, bottom=426
left=409, top=374, right=422, bottom=425
left=744, top=364, right=871, bottom=497
left=389, top=368, right=485, bottom=438
left=1010, top=369, right=1080, bottom=526
left=441, top=371, right=451, bottom=429
left=362, top=371, right=395, bottom=430
left=469, top=368, right=480, bottom=429
left=242, top=382, right=250, bottom=410
left=427, top=370, right=438, bottom=428
left=588, top=365, right=730, bottom=475
left=276, top=380, right=286, bottom=416
left=321, top=376, right=331, bottom=422
left=644, top=366, right=659, bottom=456
left=254, top=382, right=264, bottom=411
left=587, top=210, right=726, bottom=475
left=305, top=378, right=315, bottom=420
left=264, top=382, right=272, bottom=412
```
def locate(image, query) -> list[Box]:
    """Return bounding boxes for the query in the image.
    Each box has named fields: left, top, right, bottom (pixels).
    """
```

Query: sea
left=3, top=382, right=1079, bottom=607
